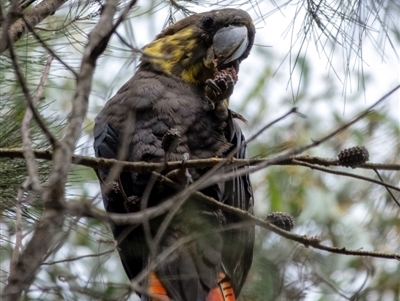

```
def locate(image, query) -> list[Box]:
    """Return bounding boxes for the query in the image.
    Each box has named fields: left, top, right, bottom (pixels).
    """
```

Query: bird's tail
left=148, top=272, right=169, bottom=301
left=148, top=272, right=236, bottom=301
left=206, top=272, right=236, bottom=301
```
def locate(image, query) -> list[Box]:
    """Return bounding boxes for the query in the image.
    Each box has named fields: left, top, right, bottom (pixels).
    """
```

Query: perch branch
left=1, top=148, right=399, bottom=172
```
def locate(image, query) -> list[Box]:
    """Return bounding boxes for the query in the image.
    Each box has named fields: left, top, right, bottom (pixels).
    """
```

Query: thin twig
left=8, top=41, right=57, bottom=146
left=42, top=245, right=117, bottom=266
left=66, top=174, right=400, bottom=262
left=21, top=55, right=54, bottom=192
left=20, top=15, right=78, bottom=77
left=10, top=178, right=31, bottom=276
left=213, top=85, right=400, bottom=185
left=372, top=168, right=400, bottom=207
left=245, top=107, right=303, bottom=145
left=292, top=159, right=400, bottom=193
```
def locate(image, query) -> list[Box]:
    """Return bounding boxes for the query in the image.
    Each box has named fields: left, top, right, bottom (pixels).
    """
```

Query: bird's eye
left=202, top=16, right=214, bottom=28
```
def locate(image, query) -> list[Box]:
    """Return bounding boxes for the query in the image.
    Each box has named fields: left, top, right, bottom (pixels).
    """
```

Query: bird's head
left=141, top=8, right=255, bottom=85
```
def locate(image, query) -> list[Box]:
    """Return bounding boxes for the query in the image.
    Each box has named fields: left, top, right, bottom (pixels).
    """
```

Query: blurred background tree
left=1, top=0, right=399, bottom=300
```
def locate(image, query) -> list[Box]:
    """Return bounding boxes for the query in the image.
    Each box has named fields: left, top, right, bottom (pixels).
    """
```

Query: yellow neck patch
left=142, top=28, right=215, bottom=85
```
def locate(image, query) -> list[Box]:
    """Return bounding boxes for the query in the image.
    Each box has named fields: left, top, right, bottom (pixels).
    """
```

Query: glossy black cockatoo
left=94, top=8, right=255, bottom=301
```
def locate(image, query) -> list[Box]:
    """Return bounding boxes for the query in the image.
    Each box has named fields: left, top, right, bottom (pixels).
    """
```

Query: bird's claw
left=205, top=68, right=238, bottom=120
left=181, top=152, right=190, bottom=166
left=164, top=153, right=192, bottom=189
left=178, top=152, right=192, bottom=187
left=205, top=67, right=237, bottom=104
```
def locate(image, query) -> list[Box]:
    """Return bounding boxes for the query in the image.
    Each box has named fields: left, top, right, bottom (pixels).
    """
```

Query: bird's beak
left=212, top=26, right=249, bottom=68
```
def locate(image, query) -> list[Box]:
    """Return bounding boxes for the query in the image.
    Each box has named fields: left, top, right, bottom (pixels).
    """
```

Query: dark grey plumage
left=94, top=8, right=255, bottom=301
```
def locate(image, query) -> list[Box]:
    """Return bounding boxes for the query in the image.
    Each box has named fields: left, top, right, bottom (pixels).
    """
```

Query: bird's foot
left=205, top=67, right=238, bottom=120
left=205, top=67, right=238, bottom=102
left=164, top=153, right=192, bottom=189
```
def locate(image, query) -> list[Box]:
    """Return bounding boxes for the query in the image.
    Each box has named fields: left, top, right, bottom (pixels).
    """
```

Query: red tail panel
left=206, top=273, right=236, bottom=301
left=148, top=271, right=235, bottom=301
left=148, top=272, right=169, bottom=301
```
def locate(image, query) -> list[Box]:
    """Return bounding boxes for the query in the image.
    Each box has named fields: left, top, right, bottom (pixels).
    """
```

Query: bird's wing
left=94, top=113, right=148, bottom=281
left=220, top=114, right=255, bottom=297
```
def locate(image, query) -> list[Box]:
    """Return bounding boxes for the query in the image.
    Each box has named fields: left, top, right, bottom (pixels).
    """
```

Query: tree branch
left=1, top=0, right=125, bottom=299
left=291, top=159, right=400, bottom=193
left=21, top=55, right=54, bottom=192
left=209, top=84, right=400, bottom=189
left=0, top=0, right=69, bottom=54
left=64, top=172, right=400, bottom=262
left=9, top=178, right=30, bottom=277
left=1, top=148, right=399, bottom=172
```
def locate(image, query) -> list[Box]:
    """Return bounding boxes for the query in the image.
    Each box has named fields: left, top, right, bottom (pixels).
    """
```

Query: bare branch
left=21, top=55, right=54, bottom=192
left=1, top=0, right=126, bottom=299
left=155, top=174, right=400, bottom=261
left=213, top=84, right=400, bottom=185
left=42, top=244, right=117, bottom=266
left=1, top=148, right=400, bottom=173
left=2, top=207, right=67, bottom=301
left=19, top=14, right=78, bottom=77
left=10, top=52, right=54, bottom=285
left=372, top=168, right=400, bottom=207
left=9, top=178, right=31, bottom=276
left=245, top=107, right=304, bottom=145
left=66, top=174, right=400, bottom=262
left=0, top=0, right=69, bottom=55
left=292, top=159, right=400, bottom=193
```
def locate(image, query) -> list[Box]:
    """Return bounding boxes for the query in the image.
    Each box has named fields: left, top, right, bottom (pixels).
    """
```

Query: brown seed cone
left=266, top=212, right=295, bottom=231
left=338, top=146, right=369, bottom=168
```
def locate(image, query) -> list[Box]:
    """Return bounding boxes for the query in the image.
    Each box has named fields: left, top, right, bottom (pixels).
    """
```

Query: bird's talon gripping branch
left=164, top=153, right=192, bottom=189
left=181, top=152, right=189, bottom=165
